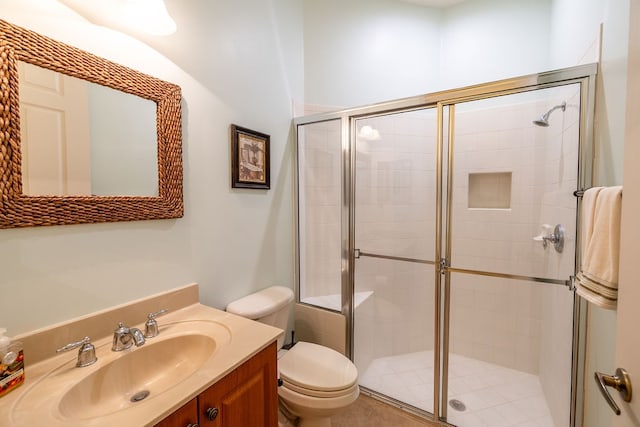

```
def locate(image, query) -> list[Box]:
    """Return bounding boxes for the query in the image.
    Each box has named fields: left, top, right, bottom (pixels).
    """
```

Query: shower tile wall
left=298, top=120, right=342, bottom=301
left=355, top=259, right=435, bottom=373
left=537, top=87, right=581, bottom=426
left=299, top=87, right=580, bottom=426
left=451, top=97, right=577, bottom=280
left=356, top=111, right=436, bottom=260
left=449, top=274, right=544, bottom=374
left=354, top=110, right=437, bottom=372
left=450, top=87, right=580, bottom=426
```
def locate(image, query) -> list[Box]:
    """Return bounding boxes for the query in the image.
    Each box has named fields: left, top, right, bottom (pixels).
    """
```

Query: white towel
left=575, top=186, right=623, bottom=309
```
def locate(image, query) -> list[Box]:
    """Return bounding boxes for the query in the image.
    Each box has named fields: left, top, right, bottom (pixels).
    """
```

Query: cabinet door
left=198, top=368, right=237, bottom=427
left=155, top=397, right=198, bottom=427
left=199, top=342, right=278, bottom=427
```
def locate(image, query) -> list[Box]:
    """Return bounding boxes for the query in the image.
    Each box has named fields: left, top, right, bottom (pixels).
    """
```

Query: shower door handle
left=595, top=368, right=632, bottom=415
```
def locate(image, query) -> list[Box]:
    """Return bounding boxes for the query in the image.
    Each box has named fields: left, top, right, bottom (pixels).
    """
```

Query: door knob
left=595, top=368, right=632, bottom=415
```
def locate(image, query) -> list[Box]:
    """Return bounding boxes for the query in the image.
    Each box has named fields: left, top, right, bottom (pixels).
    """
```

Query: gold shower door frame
left=293, top=63, right=597, bottom=426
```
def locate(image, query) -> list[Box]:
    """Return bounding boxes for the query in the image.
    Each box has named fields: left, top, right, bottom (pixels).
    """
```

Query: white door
left=610, top=1, right=640, bottom=425
left=18, top=62, right=91, bottom=196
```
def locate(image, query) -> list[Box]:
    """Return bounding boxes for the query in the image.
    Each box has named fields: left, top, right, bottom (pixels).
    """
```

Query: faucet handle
left=114, top=321, right=129, bottom=334
left=112, top=322, right=133, bottom=351
left=147, top=309, right=168, bottom=320
left=144, top=309, right=168, bottom=338
left=56, top=336, right=97, bottom=367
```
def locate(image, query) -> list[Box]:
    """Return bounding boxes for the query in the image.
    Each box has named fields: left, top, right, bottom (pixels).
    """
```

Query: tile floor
left=359, top=351, right=555, bottom=426
left=331, top=394, right=437, bottom=427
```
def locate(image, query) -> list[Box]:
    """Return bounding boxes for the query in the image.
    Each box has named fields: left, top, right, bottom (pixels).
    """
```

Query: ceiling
left=397, top=0, right=468, bottom=8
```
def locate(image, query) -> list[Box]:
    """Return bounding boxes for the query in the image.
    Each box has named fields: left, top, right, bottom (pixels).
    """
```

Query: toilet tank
left=226, top=286, right=294, bottom=348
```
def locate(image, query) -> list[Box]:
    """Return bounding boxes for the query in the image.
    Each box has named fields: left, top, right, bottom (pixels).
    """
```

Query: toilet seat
left=278, top=342, right=358, bottom=398
left=280, top=379, right=359, bottom=398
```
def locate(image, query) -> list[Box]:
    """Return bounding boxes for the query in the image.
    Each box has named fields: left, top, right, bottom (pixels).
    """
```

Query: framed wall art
left=230, top=124, right=270, bottom=189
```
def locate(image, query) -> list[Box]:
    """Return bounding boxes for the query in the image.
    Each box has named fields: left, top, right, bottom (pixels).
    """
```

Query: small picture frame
left=230, top=124, right=270, bottom=189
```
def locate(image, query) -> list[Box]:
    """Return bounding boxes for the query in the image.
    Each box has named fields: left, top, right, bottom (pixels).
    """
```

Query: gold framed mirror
left=0, top=19, right=183, bottom=228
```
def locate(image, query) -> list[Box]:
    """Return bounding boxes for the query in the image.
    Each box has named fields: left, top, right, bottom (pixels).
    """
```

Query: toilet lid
left=278, top=342, right=358, bottom=393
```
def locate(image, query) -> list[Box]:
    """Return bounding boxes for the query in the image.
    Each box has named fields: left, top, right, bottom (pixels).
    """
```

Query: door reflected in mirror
left=18, top=61, right=158, bottom=197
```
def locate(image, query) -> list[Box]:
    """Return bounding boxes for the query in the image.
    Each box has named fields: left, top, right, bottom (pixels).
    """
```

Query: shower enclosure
left=295, top=64, right=596, bottom=426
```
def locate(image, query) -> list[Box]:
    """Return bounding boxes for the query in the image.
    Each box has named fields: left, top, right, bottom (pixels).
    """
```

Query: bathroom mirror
left=0, top=19, right=183, bottom=228
left=18, top=61, right=159, bottom=197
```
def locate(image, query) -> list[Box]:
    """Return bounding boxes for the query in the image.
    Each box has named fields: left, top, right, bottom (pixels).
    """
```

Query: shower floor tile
left=359, top=351, right=554, bottom=427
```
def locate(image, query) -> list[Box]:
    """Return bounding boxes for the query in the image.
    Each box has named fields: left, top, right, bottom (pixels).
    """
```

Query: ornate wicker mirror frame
left=0, top=20, right=183, bottom=228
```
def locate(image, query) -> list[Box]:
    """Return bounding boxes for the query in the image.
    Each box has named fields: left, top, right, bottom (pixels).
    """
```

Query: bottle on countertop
left=0, top=328, right=25, bottom=397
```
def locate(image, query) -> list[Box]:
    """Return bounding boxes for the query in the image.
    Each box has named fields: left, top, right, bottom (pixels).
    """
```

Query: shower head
left=533, top=101, right=566, bottom=127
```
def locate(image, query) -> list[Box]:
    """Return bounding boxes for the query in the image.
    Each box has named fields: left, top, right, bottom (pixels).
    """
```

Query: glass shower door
left=443, top=84, right=582, bottom=426
left=294, top=64, right=596, bottom=427
left=353, top=108, right=438, bottom=414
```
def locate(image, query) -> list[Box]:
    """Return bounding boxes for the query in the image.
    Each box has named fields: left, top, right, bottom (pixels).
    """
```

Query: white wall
left=549, top=0, right=628, bottom=186
left=548, top=1, right=629, bottom=425
left=88, top=83, right=158, bottom=196
left=449, top=88, right=578, bottom=390
left=439, top=0, right=551, bottom=90
left=303, top=0, right=552, bottom=109
left=0, top=0, right=303, bottom=336
left=303, top=0, right=442, bottom=107
left=534, top=86, right=582, bottom=426
left=353, top=110, right=437, bottom=365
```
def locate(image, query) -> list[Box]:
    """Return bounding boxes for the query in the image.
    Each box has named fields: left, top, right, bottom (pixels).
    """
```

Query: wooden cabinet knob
left=206, top=407, right=219, bottom=421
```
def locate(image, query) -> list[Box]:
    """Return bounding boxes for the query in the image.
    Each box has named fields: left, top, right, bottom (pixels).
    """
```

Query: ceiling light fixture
left=358, top=125, right=381, bottom=141
left=120, top=0, right=176, bottom=36
left=59, top=0, right=177, bottom=36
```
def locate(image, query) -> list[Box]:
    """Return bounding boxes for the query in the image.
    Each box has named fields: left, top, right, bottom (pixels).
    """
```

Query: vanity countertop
left=0, top=303, right=282, bottom=426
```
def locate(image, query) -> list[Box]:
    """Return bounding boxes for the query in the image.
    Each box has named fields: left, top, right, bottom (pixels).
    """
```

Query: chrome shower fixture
left=533, top=101, right=566, bottom=127
left=533, top=223, right=565, bottom=253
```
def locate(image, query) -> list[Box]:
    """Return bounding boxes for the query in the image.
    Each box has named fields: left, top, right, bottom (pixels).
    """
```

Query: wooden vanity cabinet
left=155, top=341, right=278, bottom=427
left=155, top=398, right=198, bottom=427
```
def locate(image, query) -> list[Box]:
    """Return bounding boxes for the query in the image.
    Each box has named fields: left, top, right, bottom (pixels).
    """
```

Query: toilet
left=226, top=286, right=359, bottom=427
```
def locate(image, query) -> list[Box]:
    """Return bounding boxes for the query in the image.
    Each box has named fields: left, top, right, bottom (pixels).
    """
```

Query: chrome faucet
left=111, top=322, right=146, bottom=351
left=144, top=309, right=168, bottom=338
left=56, top=336, right=97, bottom=367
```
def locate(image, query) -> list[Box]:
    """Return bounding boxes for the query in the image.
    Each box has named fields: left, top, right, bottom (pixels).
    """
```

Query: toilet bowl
left=278, top=341, right=359, bottom=426
left=226, top=286, right=360, bottom=427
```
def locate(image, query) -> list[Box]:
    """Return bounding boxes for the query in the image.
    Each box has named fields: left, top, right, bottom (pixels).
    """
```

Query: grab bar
left=447, top=266, right=571, bottom=288
left=354, top=250, right=571, bottom=287
left=354, top=250, right=435, bottom=265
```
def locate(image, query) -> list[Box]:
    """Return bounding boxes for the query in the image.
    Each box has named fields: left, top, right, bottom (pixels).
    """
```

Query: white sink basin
left=58, top=333, right=215, bottom=419
left=10, top=319, right=233, bottom=425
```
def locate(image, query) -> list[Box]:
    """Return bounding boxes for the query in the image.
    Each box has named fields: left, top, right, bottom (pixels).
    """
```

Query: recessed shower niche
left=468, top=172, right=512, bottom=209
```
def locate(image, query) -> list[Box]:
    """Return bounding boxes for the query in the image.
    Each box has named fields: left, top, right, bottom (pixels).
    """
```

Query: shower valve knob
left=533, top=224, right=564, bottom=253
